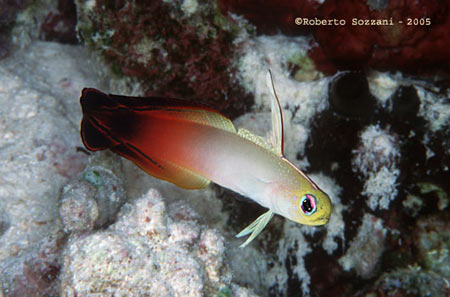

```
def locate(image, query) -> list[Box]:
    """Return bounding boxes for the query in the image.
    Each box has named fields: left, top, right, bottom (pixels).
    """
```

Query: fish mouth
left=312, top=206, right=332, bottom=225
left=312, top=217, right=329, bottom=225
left=310, top=213, right=331, bottom=225
left=297, top=215, right=330, bottom=226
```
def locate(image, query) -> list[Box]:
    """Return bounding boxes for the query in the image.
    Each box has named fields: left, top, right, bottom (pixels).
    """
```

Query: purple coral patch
left=79, top=0, right=252, bottom=118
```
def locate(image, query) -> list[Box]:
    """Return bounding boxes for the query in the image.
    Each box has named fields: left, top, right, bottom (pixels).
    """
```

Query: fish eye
left=300, top=194, right=317, bottom=216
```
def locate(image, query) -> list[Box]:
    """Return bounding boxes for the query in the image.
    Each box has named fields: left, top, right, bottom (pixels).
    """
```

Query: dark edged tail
left=80, top=88, right=119, bottom=151
left=80, top=88, right=113, bottom=151
left=78, top=88, right=235, bottom=189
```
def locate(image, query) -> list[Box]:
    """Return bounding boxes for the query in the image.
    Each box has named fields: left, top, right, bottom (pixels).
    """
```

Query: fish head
left=290, top=187, right=332, bottom=226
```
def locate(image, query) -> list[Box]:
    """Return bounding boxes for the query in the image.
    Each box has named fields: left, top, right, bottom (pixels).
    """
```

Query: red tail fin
left=80, top=88, right=120, bottom=151
left=79, top=88, right=235, bottom=189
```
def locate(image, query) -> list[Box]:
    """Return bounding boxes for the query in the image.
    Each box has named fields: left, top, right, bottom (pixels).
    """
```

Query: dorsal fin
left=81, top=88, right=237, bottom=134
left=266, top=70, right=285, bottom=156
left=157, top=108, right=236, bottom=133
left=235, top=70, right=286, bottom=156
left=237, top=128, right=277, bottom=153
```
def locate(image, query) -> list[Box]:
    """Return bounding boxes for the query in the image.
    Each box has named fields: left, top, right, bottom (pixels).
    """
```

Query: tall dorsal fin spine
left=266, top=70, right=285, bottom=156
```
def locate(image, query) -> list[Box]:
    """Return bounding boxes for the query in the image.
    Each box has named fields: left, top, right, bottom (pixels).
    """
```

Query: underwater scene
left=0, top=0, right=449, bottom=296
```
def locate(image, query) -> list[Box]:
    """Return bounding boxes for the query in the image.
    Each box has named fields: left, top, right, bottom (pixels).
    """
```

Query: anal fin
left=162, top=160, right=211, bottom=189
left=113, top=143, right=211, bottom=189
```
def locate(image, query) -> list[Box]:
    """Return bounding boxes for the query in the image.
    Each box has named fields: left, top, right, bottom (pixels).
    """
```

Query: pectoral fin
left=236, top=210, right=274, bottom=248
left=266, top=70, right=284, bottom=156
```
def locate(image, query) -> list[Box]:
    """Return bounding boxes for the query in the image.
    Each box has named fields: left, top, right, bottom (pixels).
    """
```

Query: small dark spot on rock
left=40, top=0, right=78, bottom=44
left=388, top=85, right=426, bottom=137
left=0, top=218, right=10, bottom=236
left=0, top=35, right=11, bottom=59
left=391, top=86, right=420, bottom=119
left=328, top=72, right=377, bottom=118
left=305, top=110, right=363, bottom=176
left=104, top=0, right=127, bottom=10
left=43, top=264, right=60, bottom=282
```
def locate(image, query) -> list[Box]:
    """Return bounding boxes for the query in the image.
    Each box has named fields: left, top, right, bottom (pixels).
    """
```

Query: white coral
left=353, top=125, right=401, bottom=210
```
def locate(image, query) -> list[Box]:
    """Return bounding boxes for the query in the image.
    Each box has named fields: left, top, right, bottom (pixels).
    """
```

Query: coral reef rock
left=0, top=41, right=96, bottom=296
left=339, top=214, right=386, bottom=278
left=59, top=152, right=126, bottom=233
left=60, top=188, right=259, bottom=297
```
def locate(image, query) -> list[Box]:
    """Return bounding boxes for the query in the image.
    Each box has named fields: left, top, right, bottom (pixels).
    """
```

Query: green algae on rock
left=370, top=267, right=448, bottom=297
left=416, top=214, right=450, bottom=280
left=60, top=152, right=126, bottom=232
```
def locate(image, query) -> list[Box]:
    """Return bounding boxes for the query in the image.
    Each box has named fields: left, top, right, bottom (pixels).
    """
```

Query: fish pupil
left=302, top=198, right=313, bottom=213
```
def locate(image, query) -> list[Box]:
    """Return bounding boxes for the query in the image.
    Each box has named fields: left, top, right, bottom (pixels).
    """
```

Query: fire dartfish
left=79, top=71, right=332, bottom=247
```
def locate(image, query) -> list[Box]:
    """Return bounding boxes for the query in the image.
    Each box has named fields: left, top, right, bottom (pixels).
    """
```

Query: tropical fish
left=79, top=71, right=332, bottom=247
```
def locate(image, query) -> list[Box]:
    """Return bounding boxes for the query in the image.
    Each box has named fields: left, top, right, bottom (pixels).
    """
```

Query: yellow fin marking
left=163, top=109, right=236, bottom=133
left=118, top=143, right=211, bottom=190
left=237, top=128, right=276, bottom=153
left=149, top=157, right=211, bottom=190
